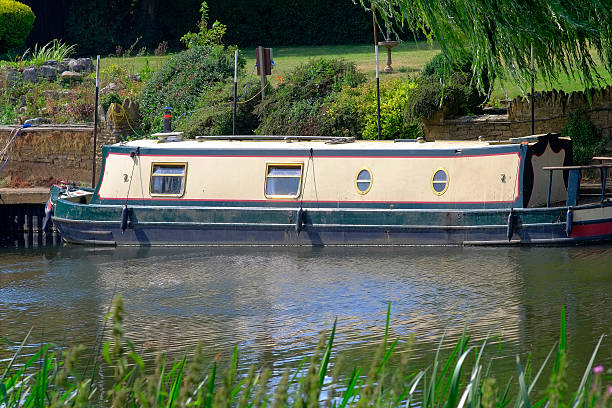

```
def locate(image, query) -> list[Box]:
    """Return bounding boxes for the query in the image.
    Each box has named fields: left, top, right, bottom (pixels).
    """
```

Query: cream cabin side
left=93, top=140, right=532, bottom=208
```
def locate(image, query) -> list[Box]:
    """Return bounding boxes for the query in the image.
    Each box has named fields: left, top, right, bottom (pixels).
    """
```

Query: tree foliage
left=358, top=0, right=612, bottom=91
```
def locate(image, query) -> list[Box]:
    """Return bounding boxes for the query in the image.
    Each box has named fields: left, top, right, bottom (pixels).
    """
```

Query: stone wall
left=0, top=124, right=118, bottom=187
left=423, top=86, right=612, bottom=141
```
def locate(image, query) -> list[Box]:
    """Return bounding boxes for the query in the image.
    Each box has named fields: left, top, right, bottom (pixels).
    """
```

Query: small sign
left=256, top=48, right=272, bottom=76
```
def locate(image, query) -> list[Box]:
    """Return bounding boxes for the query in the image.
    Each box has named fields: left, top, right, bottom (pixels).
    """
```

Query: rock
left=5, top=69, right=20, bottom=84
left=43, top=60, right=59, bottom=67
left=39, top=65, right=57, bottom=81
left=100, top=82, right=119, bottom=95
left=61, top=71, right=82, bottom=81
left=67, top=57, right=94, bottom=72
left=24, top=117, right=49, bottom=126
left=56, top=61, right=69, bottom=74
left=79, top=58, right=94, bottom=72
left=22, top=67, right=38, bottom=82
left=107, top=97, right=141, bottom=139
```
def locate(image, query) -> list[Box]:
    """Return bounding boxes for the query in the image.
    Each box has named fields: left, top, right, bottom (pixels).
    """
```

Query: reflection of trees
left=516, top=247, right=612, bottom=384
left=0, top=247, right=100, bottom=360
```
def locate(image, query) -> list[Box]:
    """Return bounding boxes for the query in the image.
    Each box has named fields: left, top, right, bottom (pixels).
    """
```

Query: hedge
left=24, top=0, right=416, bottom=55
left=0, top=0, right=35, bottom=52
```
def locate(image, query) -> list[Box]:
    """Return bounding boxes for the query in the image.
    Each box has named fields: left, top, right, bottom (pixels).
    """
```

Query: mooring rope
left=0, top=128, right=21, bottom=173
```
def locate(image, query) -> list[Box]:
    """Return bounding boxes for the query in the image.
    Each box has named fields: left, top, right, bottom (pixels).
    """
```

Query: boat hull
left=52, top=199, right=612, bottom=246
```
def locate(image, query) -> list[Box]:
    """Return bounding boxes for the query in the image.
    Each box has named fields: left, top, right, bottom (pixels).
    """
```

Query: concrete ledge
left=0, top=124, right=94, bottom=132
left=0, top=187, right=50, bottom=204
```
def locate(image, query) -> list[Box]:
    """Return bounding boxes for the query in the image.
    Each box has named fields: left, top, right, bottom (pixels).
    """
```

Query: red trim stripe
left=98, top=197, right=518, bottom=204
left=571, top=221, right=612, bottom=237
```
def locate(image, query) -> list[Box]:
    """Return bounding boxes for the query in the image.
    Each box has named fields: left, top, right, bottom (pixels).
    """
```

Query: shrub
left=139, top=44, right=243, bottom=132
left=178, top=78, right=261, bottom=137
left=101, top=92, right=122, bottom=113
left=562, top=110, right=605, bottom=165
left=0, top=0, right=35, bottom=53
left=406, top=52, right=490, bottom=122
left=255, top=58, right=366, bottom=136
left=325, top=79, right=422, bottom=140
left=20, top=39, right=76, bottom=66
left=181, top=1, right=227, bottom=48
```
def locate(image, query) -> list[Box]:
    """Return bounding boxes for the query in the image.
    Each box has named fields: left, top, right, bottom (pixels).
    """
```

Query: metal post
left=601, top=168, right=608, bottom=204
left=546, top=169, right=553, bottom=207
left=530, top=44, right=535, bottom=135
left=92, top=55, right=100, bottom=187
left=233, top=50, right=238, bottom=136
left=258, top=46, right=266, bottom=102
left=373, top=4, right=381, bottom=140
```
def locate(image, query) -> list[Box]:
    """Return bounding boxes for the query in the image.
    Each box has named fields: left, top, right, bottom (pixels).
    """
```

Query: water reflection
left=1, top=245, right=611, bottom=384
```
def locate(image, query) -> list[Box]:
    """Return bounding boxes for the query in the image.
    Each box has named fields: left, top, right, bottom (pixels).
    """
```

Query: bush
left=0, top=0, right=35, bottom=53
left=178, top=78, right=260, bottom=137
left=406, top=52, right=489, bottom=122
left=255, top=58, right=366, bottom=136
left=562, top=110, right=605, bottom=165
left=325, top=79, right=422, bottom=140
left=101, top=92, right=122, bottom=113
left=139, top=44, right=243, bottom=132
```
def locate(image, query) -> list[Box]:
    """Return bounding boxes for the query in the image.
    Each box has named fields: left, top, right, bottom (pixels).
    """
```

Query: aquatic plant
left=1, top=298, right=610, bottom=407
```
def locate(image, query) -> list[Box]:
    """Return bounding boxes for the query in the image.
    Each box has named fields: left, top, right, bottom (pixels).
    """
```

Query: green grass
left=492, top=52, right=612, bottom=101
left=243, top=42, right=440, bottom=86
left=100, top=55, right=170, bottom=75
left=1, top=297, right=610, bottom=408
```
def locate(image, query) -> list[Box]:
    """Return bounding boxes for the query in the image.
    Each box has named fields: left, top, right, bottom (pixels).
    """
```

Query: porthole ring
left=431, top=168, right=449, bottom=196
left=355, top=168, right=373, bottom=195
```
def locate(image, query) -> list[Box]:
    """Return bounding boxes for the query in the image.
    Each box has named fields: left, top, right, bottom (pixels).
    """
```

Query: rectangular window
left=150, top=163, right=187, bottom=196
left=265, top=163, right=303, bottom=198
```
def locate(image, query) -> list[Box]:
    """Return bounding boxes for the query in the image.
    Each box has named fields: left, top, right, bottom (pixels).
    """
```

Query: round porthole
left=431, top=168, right=449, bottom=195
left=355, top=168, right=372, bottom=194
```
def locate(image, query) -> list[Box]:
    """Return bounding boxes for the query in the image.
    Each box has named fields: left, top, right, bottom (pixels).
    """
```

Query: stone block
left=39, top=65, right=57, bottom=81
left=67, top=58, right=94, bottom=73
left=22, top=67, right=38, bottom=82
left=61, top=71, right=82, bottom=81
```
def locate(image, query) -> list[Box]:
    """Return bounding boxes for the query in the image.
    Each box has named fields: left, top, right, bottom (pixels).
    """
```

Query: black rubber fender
left=121, top=205, right=129, bottom=233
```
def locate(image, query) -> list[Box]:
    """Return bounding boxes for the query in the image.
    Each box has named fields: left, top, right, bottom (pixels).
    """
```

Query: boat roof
left=114, top=134, right=557, bottom=152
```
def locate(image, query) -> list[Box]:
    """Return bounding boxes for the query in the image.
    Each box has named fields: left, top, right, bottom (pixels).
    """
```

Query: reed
left=1, top=297, right=610, bottom=408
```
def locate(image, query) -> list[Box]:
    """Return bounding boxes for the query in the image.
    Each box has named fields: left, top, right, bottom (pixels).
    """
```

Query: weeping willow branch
left=358, top=0, right=612, bottom=92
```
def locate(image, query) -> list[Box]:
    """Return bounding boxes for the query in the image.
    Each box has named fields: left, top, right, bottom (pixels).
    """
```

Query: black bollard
left=163, top=106, right=173, bottom=132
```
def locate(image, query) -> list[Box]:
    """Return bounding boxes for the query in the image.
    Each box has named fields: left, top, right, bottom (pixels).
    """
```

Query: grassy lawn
left=100, top=55, right=169, bottom=74
left=492, top=58, right=612, bottom=100
left=243, top=42, right=440, bottom=86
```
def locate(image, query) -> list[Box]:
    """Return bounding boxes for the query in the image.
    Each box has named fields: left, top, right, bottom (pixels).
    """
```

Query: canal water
left=1, top=244, right=611, bottom=389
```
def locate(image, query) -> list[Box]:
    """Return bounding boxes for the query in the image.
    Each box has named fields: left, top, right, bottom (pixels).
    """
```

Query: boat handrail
left=592, top=156, right=612, bottom=163
left=195, top=135, right=355, bottom=143
left=542, top=164, right=612, bottom=207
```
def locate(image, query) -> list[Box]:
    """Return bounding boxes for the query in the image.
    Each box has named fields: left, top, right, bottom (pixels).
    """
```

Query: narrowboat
left=48, top=133, right=612, bottom=246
